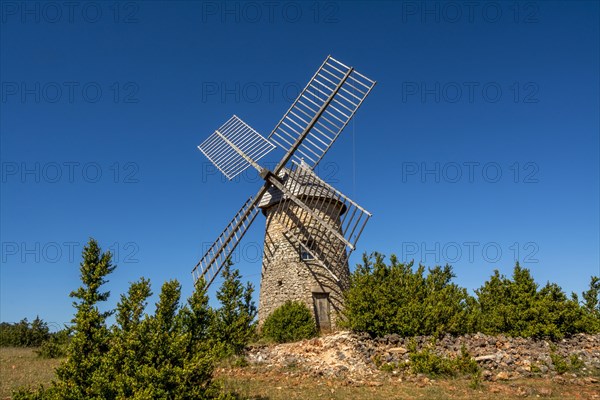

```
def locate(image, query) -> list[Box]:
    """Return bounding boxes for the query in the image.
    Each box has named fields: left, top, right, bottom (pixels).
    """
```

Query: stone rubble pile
left=247, top=332, right=374, bottom=378
left=246, top=331, right=600, bottom=381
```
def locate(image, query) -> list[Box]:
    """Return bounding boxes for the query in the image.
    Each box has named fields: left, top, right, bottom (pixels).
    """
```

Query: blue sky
left=1, top=1, right=598, bottom=329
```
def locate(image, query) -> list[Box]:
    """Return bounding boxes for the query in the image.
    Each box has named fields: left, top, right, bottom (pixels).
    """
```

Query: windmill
left=193, top=56, right=375, bottom=331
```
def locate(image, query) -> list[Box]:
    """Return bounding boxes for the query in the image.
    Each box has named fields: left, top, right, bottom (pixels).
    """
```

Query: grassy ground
left=215, top=367, right=600, bottom=400
left=0, top=347, right=64, bottom=399
left=1, top=347, right=598, bottom=399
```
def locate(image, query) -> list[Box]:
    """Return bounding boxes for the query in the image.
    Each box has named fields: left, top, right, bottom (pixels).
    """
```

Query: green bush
left=378, top=342, right=480, bottom=378
left=454, top=345, right=480, bottom=375
left=12, top=385, right=57, bottom=400
left=406, top=341, right=479, bottom=377
left=549, top=348, right=585, bottom=375
left=36, top=329, right=70, bottom=359
left=550, top=351, right=569, bottom=374
left=570, top=354, right=585, bottom=370
left=341, top=253, right=476, bottom=337
left=262, top=301, right=318, bottom=343
left=342, top=253, right=600, bottom=339
left=573, top=276, right=600, bottom=333
left=0, top=317, right=50, bottom=347
left=15, top=238, right=235, bottom=400
left=469, top=370, right=483, bottom=389
left=476, top=264, right=590, bottom=339
left=408, top=340, right=454, bottom=376
left=211, top=262, right=258, bottom=356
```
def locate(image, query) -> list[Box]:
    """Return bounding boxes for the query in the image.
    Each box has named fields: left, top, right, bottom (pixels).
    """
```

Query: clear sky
left=1, top=1, right=599, bottom=329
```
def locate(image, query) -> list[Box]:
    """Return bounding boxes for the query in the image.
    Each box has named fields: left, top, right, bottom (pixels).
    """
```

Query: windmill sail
left=269, top=56, right=376, bottom=171
left=198, top=115, right=275, bottom=180
left=192, top=197, right=260, bottom=287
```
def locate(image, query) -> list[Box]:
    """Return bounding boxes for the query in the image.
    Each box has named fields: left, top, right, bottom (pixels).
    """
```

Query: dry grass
left=0, top=347, right=63, bottom=399
left=216, top=366, right=600, bottom=400
left=1, top=347, right=598, bottom=399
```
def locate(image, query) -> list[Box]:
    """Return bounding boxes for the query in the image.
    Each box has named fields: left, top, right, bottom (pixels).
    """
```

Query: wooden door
left=313, top=292, right=331, bottom=333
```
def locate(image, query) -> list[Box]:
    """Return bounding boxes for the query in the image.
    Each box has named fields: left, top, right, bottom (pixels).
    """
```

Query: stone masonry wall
left=247, top=331, right=600, bottom=383
left=258, top=198, right=350, bottom=332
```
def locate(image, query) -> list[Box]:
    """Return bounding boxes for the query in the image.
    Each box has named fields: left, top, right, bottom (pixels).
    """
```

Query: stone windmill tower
left=257, top=162, right=358, bottom=331
left=193, top=56, right=375, bottom=331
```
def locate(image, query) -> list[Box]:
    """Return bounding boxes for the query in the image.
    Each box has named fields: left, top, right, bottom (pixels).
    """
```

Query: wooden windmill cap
left=258, top=161, right=347, bottom=215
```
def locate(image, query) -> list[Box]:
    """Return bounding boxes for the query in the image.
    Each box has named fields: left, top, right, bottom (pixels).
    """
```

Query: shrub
left=469, top=370, right=483, bottom=389
left=476, top=264, right=590, bottom=339
left=549, top=348, right=585, bottom=375
left=53, top=238, right=116, bottom=399
left=0, top=317, right=50, bottom=347
left=408, top=341, right=455, bottom=376
left=341, top=253, right=476, bottom=337
left=454, top=345, right=480, bottom=375
left=406, top=341, right=479, bottom=377
left=12, top=385, right=57, bottom=400
left=550, top=351, right=569, bottom=374
left=106, top=279, right=218, bottom=399
left=15, top=238, right=233, bottom=399
left=36, top=329, right=70, bottom=359
left=342, top=253, right=600, bottom=339
left=262, top=301, right=318, bottom=343
left=211, top=262, right=258, bottom=356
left=570, top=354, right=585, bottom=370
left=573, top=276, right=600, bottom=333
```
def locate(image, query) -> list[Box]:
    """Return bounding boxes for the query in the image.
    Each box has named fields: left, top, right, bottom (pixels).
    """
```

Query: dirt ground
left=2, top=347, right=599, bottom=399
left=215, top=366, right=600, bottom=400
left=0, top=347, right=63, bottom=399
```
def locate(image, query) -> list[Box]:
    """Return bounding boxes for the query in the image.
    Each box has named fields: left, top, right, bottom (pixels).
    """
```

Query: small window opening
left=300, top=240, right=315, bottom=261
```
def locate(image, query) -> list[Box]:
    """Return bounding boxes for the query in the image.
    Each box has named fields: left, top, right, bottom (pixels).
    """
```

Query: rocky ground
left=246, top=331, right=600, bottom=384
